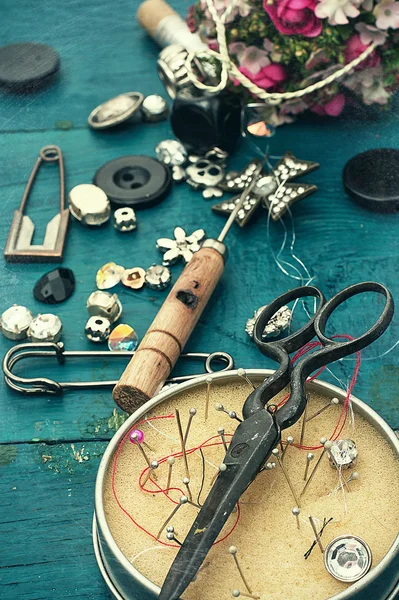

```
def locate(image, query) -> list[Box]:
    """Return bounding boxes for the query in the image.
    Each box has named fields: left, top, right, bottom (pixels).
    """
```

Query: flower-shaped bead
left=156, top=227, right=206, bottom=266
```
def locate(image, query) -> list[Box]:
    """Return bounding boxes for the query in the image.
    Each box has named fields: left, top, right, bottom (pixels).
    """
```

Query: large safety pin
left=3, top=342, right=234, bottom=395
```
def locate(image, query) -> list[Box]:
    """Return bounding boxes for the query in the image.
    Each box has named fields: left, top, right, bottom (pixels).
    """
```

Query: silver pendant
left=68, top=184, right=111, bottom=226
left=324, top=535, right=372, bottom=583
left=328, top=439, right=358, bottom=470
left=156, top=227, right=206, bottom=266
left=85, top=316, right=111, bottom=342
left=212, top=152, right=319, bottom=226
left=86, top=291, right=122, bottom=323
left=88, top=92, right=144, bottom=129
left=141, top=94, right=169, bottom=122
left=186, top=148, right=228, bottom=198
left=28, top=313, right=62, bottom=342
left=113, top=207, right=137, bottom=232
left=1, top=305, right=34, bottom=340
left=144, top=265, right=172, bottom=290
left=246, top=305, right=292, bottom=340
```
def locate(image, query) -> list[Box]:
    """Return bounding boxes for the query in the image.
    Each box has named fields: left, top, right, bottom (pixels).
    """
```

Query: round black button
left=343, top=149, right=399, bottom=213
left=93, top=155, right=172, bottom=208
left=0, top=43, right=60, bottom=91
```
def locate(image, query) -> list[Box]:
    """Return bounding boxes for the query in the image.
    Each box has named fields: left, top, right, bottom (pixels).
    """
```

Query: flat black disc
left=0, top=42, right=60, bottom=91
left=93, top=155, right=172, bottom=208
left=343, top=149, right=399, bottom=213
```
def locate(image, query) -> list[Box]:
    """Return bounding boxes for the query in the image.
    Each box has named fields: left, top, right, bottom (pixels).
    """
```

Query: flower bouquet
left=186, top=0, right=399, bottom=120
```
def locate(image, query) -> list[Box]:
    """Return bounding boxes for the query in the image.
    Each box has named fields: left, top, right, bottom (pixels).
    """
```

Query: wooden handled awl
left=113, top=162, right=264, bottom=413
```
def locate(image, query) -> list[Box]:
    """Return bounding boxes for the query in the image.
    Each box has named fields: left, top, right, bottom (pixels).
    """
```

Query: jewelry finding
left=324, top=535, right=372, bottom=583
left=144, top=264, right=171, bottom=290
left=1, top=305, right=34, bottom=340
left=4, top=145, right=69, bottom=262
left=68, top=184, right=111, bottom=226
left=108, top=324, right=139, bottom=352
left=86, top=291, right=122, bottom=322
left=33, top=267, right=75, bottom=304
left=88, top=92, right=144, bottom=129
left=113, top=207, right=137, bottom=232
left=28, top=314, right=62, bottom=342
left=245, top=305, right=292, bottom=340
left=121, top=267, right=146, bottom=290
left=85, top=316, right=111, bottom=343
left=328, top=439, right=358, bottom=470
left=156, top=227, right=206, bottom=266
left=155, top=140, right=188, bottom=166
left=96, top=262, right=125, bottom=290
left=140, top=94, right=169, bottom=122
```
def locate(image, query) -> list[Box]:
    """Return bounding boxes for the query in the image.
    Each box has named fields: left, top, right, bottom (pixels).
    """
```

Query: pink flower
left=311, top=94, right=346, bottom=116
left=229, top=43, right=271, bottom=74
left=344, top=34, right=381, bottom=68
left=237, top=64, right=287, bottom=89
left=264, top=0, right=323, bottom=37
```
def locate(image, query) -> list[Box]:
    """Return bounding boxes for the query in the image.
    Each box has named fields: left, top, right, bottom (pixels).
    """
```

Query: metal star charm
left=212, top=152, right=319, bottom=227
left=156, top=227, right=206, bottom=266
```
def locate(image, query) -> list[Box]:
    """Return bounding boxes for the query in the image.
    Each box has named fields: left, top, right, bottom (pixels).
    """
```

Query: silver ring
left=88, top=92, right=144, bottom=130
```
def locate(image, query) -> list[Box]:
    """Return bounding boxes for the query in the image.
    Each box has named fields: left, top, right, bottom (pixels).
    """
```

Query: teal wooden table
left=0, top=1, right=398, bottom=598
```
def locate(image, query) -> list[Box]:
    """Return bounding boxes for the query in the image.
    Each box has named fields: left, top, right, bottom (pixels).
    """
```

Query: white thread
left=186, top=0, right=377, bottom=104
left=131, top=545, right=172, bottom=563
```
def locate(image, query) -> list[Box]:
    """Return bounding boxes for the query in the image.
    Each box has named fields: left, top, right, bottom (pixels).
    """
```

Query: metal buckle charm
left=4, top=145, right=69, bottom=262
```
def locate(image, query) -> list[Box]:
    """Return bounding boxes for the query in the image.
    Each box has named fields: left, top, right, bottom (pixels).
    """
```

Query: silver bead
left=113, top=207, right=137, bottom=232
left=86, top=291, right=122, bottom=323
left=68, top=184, right=111, bottom=226
left=144, top=265, right=171, bottom=291
left=1, top=305, right=33, bottom=340
left=328, top=439, right=358, bottom=470
left=28, top=313, right=62, bottom=342
left=141, top=94, right=169, bottom=122
left=155, top=140, right=187, bottom=167
left=85, top=316, right=111, bottom=342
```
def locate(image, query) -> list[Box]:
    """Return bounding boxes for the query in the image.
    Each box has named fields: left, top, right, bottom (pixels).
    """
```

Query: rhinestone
left=228, top=203, right=235, bottom=210
left=86, top=291, right=122, bottom=322
left=68, top=184, right=111, bottom=226
left=241, top=175, right=248, bottom=181
left=155, top=140, right=187, bottom=166
left=238, top=182, right=244, bottom=188
left=245, top=305, right=292, bottom=339
left=300, top=164, right=307, bottom=170
left=113, top=207, right=137, bottom=232
left=244, top=203, right=251, bottom=210
left=278, top=202, right=285, bottom=209
left=272, top=206, right=280, bottom=214
left=250, top=199, right=256, bottom=205
left=276, top=192, right=283, bottom=199
left=328, top=439, right=358, bottom=469
left=227, top=181, right=235, bottom=188
left=28, top=313, right=62, bottom=342
left=298, top=187, right=305, bottom=193
left=221, top=203, right=229, bottom=210
left=1, top=305, right=33, bottom=340
left=141, top=94, right=169, bottom=122
left=145, top=264, right=171, bottom=290
left=286, top=188, right=292, bottom=194
left=33, top=268, right=75, bottom=304
left=96, top=262, right=125, bottom=290
left=122, top=267, right=146, bottom=290
left=278, top=165, right=285, bottom=171
left=290, top=191, right=297, bottom=198
left=85, top=316, right=111, bottom=342
left=324, top=535, right=372, bottom=583
left=289, top=170, right=297, bottom=176
left=238, top=210, right=245, bottom=219
left=108, top=324, right=139, bottom=351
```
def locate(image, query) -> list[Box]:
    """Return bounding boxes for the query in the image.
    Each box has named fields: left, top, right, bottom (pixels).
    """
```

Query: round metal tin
left=94, top=370, right=399, bottom=600
left=88, top=92, right=144, bottom=130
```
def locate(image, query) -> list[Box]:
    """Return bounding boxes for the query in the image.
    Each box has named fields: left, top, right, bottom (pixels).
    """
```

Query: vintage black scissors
left=159, top=281, right=394, bottom=600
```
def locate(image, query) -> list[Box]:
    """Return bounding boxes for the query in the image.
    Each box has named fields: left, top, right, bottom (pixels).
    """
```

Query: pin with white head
left=300, top=438, right=333, bottom=497
left=210, top=462, right=227, bottom=486
left=281, top=435, right=294, bottom=461
left=205, top=376, right=212, bottom=421
left=304, top=452, right=315, bottom=481
left=166, top=456, right=175, bottom=491
left=329, top=471, right=359, bottom=495
left=292, top=507, right=301, bottom=529
left=175, top=409, right=190, bottom=479
left=142, top=460, right=159, bottom=486
left=182, top=476, right=193, bottom=502
left=166, top=525, right=182, bottom=546
left=156, top=495, right=188, bottom=539
left=265, top=461, right=276, bottom=470
left=308, top=515, right=324, bottom=553
left=183, top=408, right=197, bottom=446
left=217, top=426, right=228, bottom=452
left=231, top=590, right=260, bottom=599
left=307, top=397, right=340, bottom=423
left=229, top=546, right=256, bottom=596
left=272, top=447, right=301, bottom=507
left=237, top=368, right=255, bottom=390
left=215, top=402, right=242, bottom=423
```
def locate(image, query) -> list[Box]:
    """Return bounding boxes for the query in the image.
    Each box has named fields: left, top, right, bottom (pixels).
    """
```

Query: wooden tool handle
left=113, top=246, right=225, bottom=413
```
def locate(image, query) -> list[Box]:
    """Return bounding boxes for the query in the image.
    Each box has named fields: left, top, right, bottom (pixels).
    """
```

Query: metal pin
left=281, top=435, right=294, bottom=461
left=300, top=438, right=333, bottom=497
left=237, top=367, right=255, bottom=390
left=265, top=461, right=276, bottom=470
left=292, top=507, right=301, bottom=529
left=329, top=471, right=359, bottom=495
left=183, top=477, right=193, bottom=502
left=210, top=463, right=227, bottom=486
left=232, top=590, right=260, bottom=599
left=272, top=448, right=301, bottom=507
left=175, top=409, right=190, bottom=479
left=306, top=397, right=339, bottom=422
left=308, top=516, right=324, bottom=553
left=184, top=408, right=197, bottom=446
left=204, top=376, right=212, bottom=421
left=142, top=460, right=159, bottom=485
left=229, top=546, right=253, bottom=594
left=299, top=394, right=310, bottom=447
left=166, top=456, right=175, bottom=491
left=215, top=403, right=243, bottom=423
left=131, top=432, right=156, bottom=477
left=304, top=452, right=315, bottom=481
left=218, top=426, right=228, bottom=452
left=166, top=526, right=182, bottom=546
left=156, top=495, right=188, bottom=539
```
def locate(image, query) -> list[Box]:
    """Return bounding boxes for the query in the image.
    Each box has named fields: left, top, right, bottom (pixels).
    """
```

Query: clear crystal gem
left=96, top=262, right=125, bottom=290
left=155, top=140, right=187, bottom=166
left=245, top=305, right=292, bottom=340
left=108, top=324, right=139, bottom=351
left=122, top=267, right=146, bottom=290
left=1, top=305, right=33, bottom=340
left=86, top=291, right=122, bottom=322
left=144, top=265, right=171, bottom=290
left=28, top=314, right=62, bottom=342
left=324, top=535, right=372, bottom=583
left=328, top=439, right=358, bottom=469
left=254, top=175, right=278, bottom=197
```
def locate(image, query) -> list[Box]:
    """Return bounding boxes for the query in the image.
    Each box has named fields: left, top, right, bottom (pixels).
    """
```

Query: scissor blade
left=159, top=409, right=279, bottom=600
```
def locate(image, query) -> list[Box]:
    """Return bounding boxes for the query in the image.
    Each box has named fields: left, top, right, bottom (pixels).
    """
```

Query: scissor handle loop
left=315, top=281, right=394, bottom=355
left=253, top=286, right=325, bottom=356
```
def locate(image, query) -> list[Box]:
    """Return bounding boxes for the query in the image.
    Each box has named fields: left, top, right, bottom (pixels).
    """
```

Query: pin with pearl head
left=215, top=402, right=243, bottom=423
left=272, top=448, right=301, bottom=507
left=232, top=590, right=260, bottom=599
left=306, top=397, right=339, bottom=423
left=304, top=452, right=315, bottom=481
left=204, top=375, right=212, bottom=421
left=237, top=368, right=255, bottom=390
left=292, top=507, right=301, bottom=529
left=184, top=407, right=197, bottom=445
left=156, top=495, right=188, bottom=539
left=166, top=526, right=182, bottom=546
left=112, top=161, right=265, bottom=414
left=228, top=546, right=257, bottom=596
left=183, top=477, right=193, bottom=502
left=281, top=435, right=294, bottom=462
left=129, top=428, right=153, bottom=451
left=300, top=438, right=333, bottom=497
left=210, top=462, right=227, bottom=486
left=142, top=460, right=159, bottom=485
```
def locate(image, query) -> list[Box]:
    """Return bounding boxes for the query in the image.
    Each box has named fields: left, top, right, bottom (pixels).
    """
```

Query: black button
left=343, top=149, right=399, bottom=213
left=0, top=43, right=60, bottom=91
left=33, top=268, right=75, bottom=304
left=93, top=155, right=172, bottom=208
